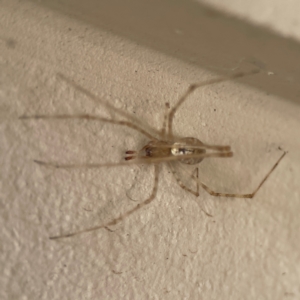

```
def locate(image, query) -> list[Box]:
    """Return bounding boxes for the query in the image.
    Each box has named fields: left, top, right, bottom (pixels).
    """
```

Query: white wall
left=1, top=0, right=299, bottom=299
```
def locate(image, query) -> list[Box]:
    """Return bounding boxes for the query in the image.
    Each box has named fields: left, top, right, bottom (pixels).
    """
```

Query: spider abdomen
left=171, top=137, right=206, bottom=165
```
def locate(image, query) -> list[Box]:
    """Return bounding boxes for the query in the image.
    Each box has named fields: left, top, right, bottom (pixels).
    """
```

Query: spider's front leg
left=167, top=69, right=260, bottom=138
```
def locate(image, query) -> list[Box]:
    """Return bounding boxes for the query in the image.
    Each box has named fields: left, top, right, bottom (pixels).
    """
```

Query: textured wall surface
left=1, top=1, right=299, bottom=299
left=199, top=0, right=300, bottom=40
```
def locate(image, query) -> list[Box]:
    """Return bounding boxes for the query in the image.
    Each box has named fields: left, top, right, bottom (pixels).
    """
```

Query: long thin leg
left=161, top=102, right=170, bottom=139
left=19, top=114, right=157, bottom=140
left=57, top=73, right=161, bottom=138
left=195, top=151, right=287, bottom=198
left=168, top=162, right=199, bottom=197
left=168, top=164, right=213, bottom=217
left=49, top=164, right=160, bottom=240
left=167, top=69, right=259, bottom=137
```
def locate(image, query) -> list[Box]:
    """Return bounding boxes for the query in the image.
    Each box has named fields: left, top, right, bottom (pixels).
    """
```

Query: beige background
left=198, top=0, right=300, bottom=40
left=1, top=0, right=299, bottom=299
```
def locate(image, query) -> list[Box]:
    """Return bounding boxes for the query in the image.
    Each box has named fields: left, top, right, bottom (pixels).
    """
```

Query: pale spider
left=20, top=70, right=286, bottom=239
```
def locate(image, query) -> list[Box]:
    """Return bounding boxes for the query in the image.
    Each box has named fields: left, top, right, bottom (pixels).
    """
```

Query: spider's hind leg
left=195, top=150, right=287, bottom=199
left=169, top=163, right=213, bottom=217
left=168, top=163, right=199, bottom=197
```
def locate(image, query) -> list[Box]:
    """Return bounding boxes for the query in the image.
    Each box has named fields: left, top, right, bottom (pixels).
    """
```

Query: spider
left=20, top=69, right=286, bottom=239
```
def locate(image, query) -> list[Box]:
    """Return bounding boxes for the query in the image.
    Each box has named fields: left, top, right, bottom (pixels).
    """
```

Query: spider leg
left=57, top=73, right=161, bottom=138
left=168, top=162, right=199, bottom=197
left=161, top=102, right=170, bottom=139
left=168, top=163, right=213, bottom=217
left=191, top=167, right=199, bottom=197
left=195, top=151, right=287, bottom=198
left=49, top=164, right=159, bottom=240
left=167, top=69, right=259, bottom=137
left=19, top=114, right=156, bottom=140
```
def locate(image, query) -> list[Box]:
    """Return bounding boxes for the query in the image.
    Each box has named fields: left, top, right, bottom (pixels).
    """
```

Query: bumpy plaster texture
left=1, top=1, right=299, bottom=299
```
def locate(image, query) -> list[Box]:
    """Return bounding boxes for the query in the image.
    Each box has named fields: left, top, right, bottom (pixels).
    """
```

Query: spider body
left=125, top=137, right=205, bottom=165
